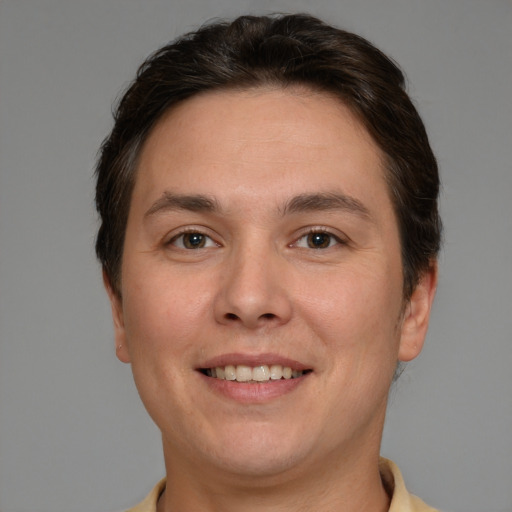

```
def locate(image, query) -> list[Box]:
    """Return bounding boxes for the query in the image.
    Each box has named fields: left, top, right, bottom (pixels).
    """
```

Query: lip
left=198, top=371, right=310, bottom=403
left=198, top=352, right=310, bottom=371
left=196, top=353, right=312, bottom=404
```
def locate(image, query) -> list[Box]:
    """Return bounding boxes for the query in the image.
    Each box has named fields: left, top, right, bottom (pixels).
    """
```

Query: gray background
left=0, top=1, right=511, bottom=511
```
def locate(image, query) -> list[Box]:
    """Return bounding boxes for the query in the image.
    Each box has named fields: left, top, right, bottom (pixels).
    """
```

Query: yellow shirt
left=126, top=458, right=439, bottom=512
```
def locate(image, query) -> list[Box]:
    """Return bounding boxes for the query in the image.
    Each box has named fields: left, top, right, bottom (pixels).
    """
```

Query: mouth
left=199, top=364, right=312, bottom=383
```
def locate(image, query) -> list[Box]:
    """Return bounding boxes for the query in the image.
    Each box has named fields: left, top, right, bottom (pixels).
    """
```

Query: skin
left=105, top=87, right=437, bottom=512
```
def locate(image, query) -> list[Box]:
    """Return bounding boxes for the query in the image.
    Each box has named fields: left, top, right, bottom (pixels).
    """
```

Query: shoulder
left=380, top=458, right=440, bottom=512
left=125, top=479, right=166, bottom=512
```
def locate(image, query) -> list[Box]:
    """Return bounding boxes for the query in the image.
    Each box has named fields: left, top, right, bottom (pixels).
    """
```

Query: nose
left=213, top=241, right=293, bottom=329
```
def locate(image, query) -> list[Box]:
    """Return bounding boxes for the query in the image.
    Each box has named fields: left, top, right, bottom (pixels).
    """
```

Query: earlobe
left=103, top=270, right=131, bottom=364
left=398, top=262, right=438, bottom=362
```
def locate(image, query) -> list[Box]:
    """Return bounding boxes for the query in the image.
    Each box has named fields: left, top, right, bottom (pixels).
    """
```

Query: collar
left=127, top=458, right=439, bottom=512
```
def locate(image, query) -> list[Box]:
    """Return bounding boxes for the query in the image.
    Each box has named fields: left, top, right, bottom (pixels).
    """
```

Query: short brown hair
left=95, top=13, right=441, bottom=299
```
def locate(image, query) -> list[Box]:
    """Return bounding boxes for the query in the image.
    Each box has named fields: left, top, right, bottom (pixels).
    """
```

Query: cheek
left=120, top=271, right=211, bottom=422
left=121, top=264, right=215, bottom=357
left=299, top=264, right=403, bottom=364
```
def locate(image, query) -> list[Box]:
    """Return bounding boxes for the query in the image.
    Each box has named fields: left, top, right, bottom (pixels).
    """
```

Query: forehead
left=133, top=87, right=391, bottom=219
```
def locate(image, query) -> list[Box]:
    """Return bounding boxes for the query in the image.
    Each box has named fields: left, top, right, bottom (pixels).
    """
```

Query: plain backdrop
left=0, top=1, right=511, bottom=511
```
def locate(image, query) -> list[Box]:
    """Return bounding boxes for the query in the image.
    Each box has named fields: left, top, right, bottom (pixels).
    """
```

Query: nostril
left=223, top=312, right=276, bottom=322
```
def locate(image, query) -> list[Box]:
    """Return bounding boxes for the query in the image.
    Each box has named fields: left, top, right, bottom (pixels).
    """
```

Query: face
left=107, top=88, right=436, bottom=482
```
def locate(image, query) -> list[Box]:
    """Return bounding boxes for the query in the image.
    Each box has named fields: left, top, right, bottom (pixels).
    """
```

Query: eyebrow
left=281, top=192, right=372, bottom=219
left=144, top=190, right=372, bottom=221
left=144, top=192, right=221, bottom=218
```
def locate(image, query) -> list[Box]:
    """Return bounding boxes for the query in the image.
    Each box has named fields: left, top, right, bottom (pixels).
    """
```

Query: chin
left=195, top=424, right=318, bottom=479
left=211, top=449, right=306, bottom=480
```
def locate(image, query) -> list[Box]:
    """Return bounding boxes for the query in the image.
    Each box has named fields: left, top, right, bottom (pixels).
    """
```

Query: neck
left=158, top=444, right=390, bottom=512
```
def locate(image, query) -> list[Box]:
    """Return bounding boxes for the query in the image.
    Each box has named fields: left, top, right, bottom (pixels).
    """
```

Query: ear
left=103, top=270, right=131, bottom=363
left=398, top=262, right=438, bottom=362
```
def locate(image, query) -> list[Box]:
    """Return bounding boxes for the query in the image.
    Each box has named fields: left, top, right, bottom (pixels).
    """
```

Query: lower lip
left=199, top=373, right=310, bottom=403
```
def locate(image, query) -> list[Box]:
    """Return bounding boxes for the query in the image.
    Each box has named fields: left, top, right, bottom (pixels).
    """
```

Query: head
left=94, top=13, right=441, bottom=489
left=95, top=13, right=441, bottom=302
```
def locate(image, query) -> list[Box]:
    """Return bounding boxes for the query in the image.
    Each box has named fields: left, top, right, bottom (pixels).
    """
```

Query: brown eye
left=293, top=230, right=345, bottom=250
left=307, top=232, right=332, bottom=249
left=183, top=233, right=206, bottom=249
left=170, top=232, right=216, bottom=249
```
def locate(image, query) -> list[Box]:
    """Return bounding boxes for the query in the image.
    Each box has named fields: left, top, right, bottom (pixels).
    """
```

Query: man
left=95, top=14, right=441, bottom=512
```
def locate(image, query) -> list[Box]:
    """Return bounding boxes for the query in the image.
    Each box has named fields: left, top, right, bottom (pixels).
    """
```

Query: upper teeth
left=205, top=365, right=304, bottom=382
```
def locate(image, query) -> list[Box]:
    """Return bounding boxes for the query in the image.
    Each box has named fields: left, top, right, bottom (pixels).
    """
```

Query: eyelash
left=167, top=229, right=218, bottom=250
left=292, top=228, right=347, bottom=250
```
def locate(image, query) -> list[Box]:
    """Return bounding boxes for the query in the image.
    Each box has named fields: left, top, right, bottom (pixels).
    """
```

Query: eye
left=169, top=231, right=218, bottom=250
left=294, top=230, right=344, bottom=249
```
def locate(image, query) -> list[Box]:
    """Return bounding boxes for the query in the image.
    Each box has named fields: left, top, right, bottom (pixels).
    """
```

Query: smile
left=200, top=364, right=310, bottom=383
